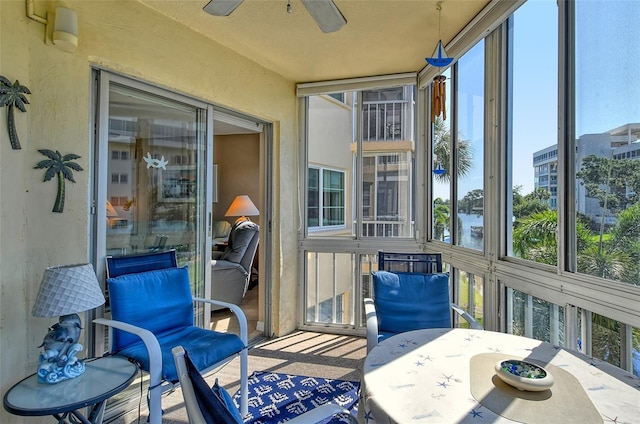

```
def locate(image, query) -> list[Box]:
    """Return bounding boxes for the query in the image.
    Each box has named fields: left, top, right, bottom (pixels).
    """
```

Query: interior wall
left=0, top=1, right=298, bottom=415
left=213, top=134, right=261, bottom=224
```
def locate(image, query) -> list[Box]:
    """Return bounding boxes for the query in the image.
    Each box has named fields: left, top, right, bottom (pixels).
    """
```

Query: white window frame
left=307, top=165, right=347, bottom=232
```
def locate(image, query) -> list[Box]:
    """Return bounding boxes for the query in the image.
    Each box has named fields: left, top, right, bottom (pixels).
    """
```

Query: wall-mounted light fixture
left=52, top=7, right=78, bottom=52
left=25, top=1, right=78, bottom=53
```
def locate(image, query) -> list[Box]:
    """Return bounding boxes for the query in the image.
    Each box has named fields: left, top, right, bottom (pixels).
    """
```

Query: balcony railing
left=362, top=100, right=409, bottom=141
left=359, top=220, right=414, bottom=237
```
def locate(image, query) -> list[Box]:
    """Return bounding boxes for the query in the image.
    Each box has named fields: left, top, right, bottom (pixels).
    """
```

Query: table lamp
left=225, top=195, right=259, bottom=223
left=32, top=263, right=105, bottom=384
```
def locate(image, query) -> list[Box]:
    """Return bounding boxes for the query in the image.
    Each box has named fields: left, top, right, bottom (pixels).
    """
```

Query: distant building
left=533, top=123, right=640, bottom=223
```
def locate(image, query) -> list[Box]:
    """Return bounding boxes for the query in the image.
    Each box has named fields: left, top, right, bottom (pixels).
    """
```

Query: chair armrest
left=287, top=403, right=357, bottom=424
left=93, top=318, right=163, bottom=384
left=211, top=259, right=248, bottom=274
left=450, top=303, right=484, bottom=330
left=193, top=297, right=248, bottom=346
left=364, top=298, right=379, bottom=353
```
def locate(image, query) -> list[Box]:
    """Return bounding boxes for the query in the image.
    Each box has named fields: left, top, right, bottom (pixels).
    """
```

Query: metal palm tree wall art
left=0, top=76, right=31, bottom=150
left=34, top=149, right=83, bottom=213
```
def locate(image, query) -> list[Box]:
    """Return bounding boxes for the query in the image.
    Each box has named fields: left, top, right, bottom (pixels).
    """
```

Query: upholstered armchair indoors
left=211, top=219, right=259, bottom=309
left=212, top=220, right=232, bottom=245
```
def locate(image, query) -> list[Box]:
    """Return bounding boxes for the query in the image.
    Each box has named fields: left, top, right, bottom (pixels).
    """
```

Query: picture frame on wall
left=158, top=165, right=196, bottom=202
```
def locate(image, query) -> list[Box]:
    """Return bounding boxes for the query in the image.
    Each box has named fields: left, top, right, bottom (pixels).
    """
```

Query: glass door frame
left=89, top=69, right=214, bottom=355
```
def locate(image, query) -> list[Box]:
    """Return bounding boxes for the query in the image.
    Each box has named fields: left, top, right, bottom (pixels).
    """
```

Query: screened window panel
left=455, top=40, right=485, bottom=251
left=507, top=0, right=559, bottom=264
left=573, top=1, right=640, bottom=287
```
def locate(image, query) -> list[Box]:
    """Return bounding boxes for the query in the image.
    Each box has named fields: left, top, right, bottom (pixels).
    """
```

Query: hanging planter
left=0, top=76, right=31, bottom=150
left=34, top=149, right=84, bottom=213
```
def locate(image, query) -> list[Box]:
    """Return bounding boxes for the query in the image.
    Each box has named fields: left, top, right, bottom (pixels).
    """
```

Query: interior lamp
left=32, top=263, right=105, bottom=384
left=106, top=200, right=119, bottom=227
left=225, top=195, right=259, bottom=222
left=52, top=7, right=78, bottom=52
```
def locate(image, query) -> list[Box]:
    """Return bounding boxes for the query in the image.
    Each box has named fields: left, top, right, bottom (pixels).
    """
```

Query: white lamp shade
left=225, top=195, right=259, bottom=217
left=32, top=263, right=105, bottom=318
left=53, top=7, right=78, bottom=52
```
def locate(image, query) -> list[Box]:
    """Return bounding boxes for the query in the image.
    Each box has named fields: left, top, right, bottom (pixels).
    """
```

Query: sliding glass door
left=92, top=72, right=212, bottom=344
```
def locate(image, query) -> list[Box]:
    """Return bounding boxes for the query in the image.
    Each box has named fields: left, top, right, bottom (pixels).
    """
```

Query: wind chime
left=426, top=1, right=452, bottom=123
left=426, top=1, right=453, bottom=176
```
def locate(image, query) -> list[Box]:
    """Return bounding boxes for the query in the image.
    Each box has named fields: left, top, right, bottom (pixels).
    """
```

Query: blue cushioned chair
left=364, top=251, right=482, bottom=353
left=94, top=250, right=248, bottom=424
left=172, top=346, right=358, bottom=424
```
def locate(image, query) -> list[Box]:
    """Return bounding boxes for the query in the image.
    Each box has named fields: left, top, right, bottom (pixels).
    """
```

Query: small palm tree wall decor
left=0, top=76, right=31, bottom=150
left=34, top=149, right=83, bottom=213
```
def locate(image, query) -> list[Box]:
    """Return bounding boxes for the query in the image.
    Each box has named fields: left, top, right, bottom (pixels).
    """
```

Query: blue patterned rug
left=232, top=371, right=360, bottom=423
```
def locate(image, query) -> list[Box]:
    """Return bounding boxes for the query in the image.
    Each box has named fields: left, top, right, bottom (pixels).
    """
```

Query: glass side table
left=3, top=356, right=138, bottom=424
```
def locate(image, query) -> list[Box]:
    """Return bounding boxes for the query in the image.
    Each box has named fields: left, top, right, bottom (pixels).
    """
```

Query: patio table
left=363, top=328, right=640, bottom=423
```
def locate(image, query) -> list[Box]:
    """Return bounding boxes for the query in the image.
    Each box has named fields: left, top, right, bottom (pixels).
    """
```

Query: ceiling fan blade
left=203, top=0, right=244, bottom=16
left=301, top=0, right=347, bottom=33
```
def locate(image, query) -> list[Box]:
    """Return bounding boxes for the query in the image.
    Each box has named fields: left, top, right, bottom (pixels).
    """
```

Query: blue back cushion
left=107, top=266, right=194, bottom=351
left=106, top=250, right=177, bottom=278
left=372, top=271, right=451, bottom=333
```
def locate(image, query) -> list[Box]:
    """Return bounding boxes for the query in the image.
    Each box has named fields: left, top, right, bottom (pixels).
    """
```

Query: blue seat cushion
left=119, top=326, right=245, bottom=382
left=372, top=271, right=452, bottom=334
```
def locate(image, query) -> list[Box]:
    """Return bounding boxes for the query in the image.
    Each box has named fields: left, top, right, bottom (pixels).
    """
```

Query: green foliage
left=432, top=116, right=473, bottom=183
left=433, top=197, right=450, bottom=241
left=577, top=154, right=640, bottom=212
left=513, top=187, right=551, bottom=220
left=459, top=189, right=483, bottom=215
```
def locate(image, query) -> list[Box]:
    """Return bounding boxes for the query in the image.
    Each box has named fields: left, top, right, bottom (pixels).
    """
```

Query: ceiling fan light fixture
left=204, top=0, right=346, bottom=33
left=203, top=0, right=244, bottom=16
left=300, top=0, right=347, bottom=33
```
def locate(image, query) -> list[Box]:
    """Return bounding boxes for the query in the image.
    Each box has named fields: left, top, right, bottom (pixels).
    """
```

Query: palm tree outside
left=34, top=149, right=83, bottom=213
left=432, top=115, right=473, bottom=183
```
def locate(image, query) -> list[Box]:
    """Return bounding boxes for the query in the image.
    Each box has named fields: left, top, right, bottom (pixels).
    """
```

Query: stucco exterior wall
left=0, top=1, right=298, bottom=416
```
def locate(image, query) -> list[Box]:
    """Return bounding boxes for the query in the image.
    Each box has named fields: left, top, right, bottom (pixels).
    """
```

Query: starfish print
left=415, top=360, right=425, bottom=367
left=418, top=354, right=434, bottom=361
left=441, top=374, right=454, bottom=381
left=364, top=409, right=373, bottom=423
left=603, top=415, right=619, bottom=423
left=437, top=381, right=449, bottom=389
left=470, top=409, right=483, bottom=418
left=143, top=152, right=168, bottom=169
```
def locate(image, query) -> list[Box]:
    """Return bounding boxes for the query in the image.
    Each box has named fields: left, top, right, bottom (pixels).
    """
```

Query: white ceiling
left=138, top=0, right=491, bottom=83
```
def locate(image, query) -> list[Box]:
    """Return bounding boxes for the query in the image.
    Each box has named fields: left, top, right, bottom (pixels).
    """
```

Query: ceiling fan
left=203, top=0, right=347, bottom=33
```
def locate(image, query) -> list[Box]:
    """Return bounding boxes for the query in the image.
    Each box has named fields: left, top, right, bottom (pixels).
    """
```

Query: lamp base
left=37, top=343, right=85, bottom=384
left=36, top=313, right=85, bottom=384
